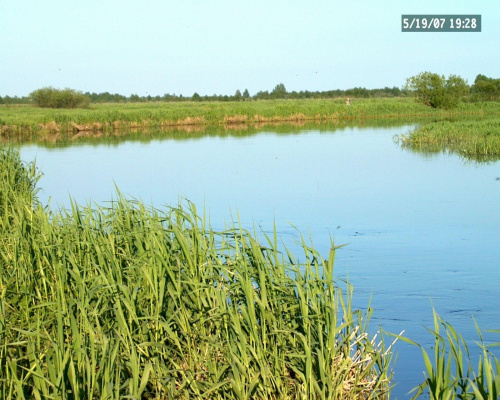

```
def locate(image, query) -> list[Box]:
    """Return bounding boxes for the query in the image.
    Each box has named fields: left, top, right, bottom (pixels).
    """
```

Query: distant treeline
left=1, top=74, right=499, bottom=106
left=0, top=84, right=404, bottom=105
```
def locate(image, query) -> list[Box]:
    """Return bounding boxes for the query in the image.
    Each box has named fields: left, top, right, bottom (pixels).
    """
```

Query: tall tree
left=271, top=83, right=287, bottom=99
left=472, top=74, right=500, bottom=100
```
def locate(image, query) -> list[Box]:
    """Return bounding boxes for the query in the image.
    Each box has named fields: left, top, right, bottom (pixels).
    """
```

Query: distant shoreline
left=1, top=98, right=499, bottom=139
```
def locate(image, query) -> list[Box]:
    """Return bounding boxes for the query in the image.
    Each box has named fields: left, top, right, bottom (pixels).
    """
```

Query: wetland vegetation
left=1, top=98, right=499, bottom=137
left=1, top=147, right=395, bottom=399
left=2, top=72, right=500, bottom=160
left=1, top=147, right=499, bottom=399
left=2, top=97, right=499, bottom=163
left=1, top=72, right=500, bottom=398
left=397, top=117, right=500, bottom=162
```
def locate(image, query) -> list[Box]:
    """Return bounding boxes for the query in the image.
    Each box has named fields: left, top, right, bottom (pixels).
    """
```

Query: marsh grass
left=395, top=311, right=500, bottom=400
left=0, top=147, right=395, bottom=399
left=397, top=117, right=500, bottom=162
left=2, top=99, right=499, bottom=139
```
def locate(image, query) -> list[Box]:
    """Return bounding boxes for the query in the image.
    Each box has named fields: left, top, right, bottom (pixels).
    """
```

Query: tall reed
left=395, top=310, right=499, bottom=400
left=0, top=147, right=394, bottom=399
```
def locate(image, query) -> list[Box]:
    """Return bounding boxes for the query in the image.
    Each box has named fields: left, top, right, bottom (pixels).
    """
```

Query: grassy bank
left=0, top=115, right=439, bottom=147
left=1, top=98, right=499, bottom=140
left=397, top=116, right=500, bottom=162
left=1, top=148, right=498, bottom=399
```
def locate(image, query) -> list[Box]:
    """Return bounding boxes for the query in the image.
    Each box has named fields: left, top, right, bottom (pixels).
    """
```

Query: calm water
left=19, top=123, right=500, bottom=399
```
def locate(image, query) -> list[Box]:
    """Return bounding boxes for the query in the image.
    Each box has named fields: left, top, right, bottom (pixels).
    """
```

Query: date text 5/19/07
left=402, top=15, right=481, bottom=32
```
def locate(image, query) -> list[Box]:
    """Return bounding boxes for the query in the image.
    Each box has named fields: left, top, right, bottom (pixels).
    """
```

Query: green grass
left=395, top=310, right=500, bottom=400
left=2, top=99, right=499, bottom=140
left=0, top=147, right=395, bottom=399
left=1, top=147, right=499, bottom=399
left=397, top=117, right=500, bottom=162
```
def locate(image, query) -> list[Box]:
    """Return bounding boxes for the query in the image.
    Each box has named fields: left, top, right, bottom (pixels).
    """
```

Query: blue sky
left=1, top=0, right=498, bottom=97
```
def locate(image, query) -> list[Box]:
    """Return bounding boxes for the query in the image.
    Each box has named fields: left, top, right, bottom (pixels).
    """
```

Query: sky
left=1, top=0, right=499, bottom=97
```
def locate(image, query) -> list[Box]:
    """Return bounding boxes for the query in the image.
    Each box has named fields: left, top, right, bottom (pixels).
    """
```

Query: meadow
left=1, top=147, right=499, bottom=399
left=1, top=98, right=499, bottom=140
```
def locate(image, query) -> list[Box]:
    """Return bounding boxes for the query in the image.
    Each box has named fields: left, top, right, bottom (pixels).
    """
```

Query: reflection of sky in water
left=20, top=125, right=500, bottom=399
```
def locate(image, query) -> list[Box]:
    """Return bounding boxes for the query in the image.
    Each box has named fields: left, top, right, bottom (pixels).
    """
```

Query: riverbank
left=1, top=98, right=499, bottom=140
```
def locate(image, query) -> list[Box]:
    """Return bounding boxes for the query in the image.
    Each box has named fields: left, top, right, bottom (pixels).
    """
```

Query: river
left=19, top=121, right=500, bottom=399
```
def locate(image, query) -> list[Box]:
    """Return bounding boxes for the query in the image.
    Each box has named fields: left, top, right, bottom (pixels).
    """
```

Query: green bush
left=404, top=72, right=469, bottom=109
left=471, top=74, right=500, bottom=101
left=30, top=87, right=90, bottom=108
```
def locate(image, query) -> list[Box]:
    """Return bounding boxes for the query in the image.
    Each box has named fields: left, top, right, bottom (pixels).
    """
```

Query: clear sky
left=1, top=0, right=498, bottom=97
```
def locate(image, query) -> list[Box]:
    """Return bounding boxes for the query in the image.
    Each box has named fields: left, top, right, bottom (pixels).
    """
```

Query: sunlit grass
left=395, top=310, right=500, bottom=400
left=397, top=117, right=500, bottom=162
left=2, top=99, right=499, bottom=140
left=0, top=147, right=394, bottom=399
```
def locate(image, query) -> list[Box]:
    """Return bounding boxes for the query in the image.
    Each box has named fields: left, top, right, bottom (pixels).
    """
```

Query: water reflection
left=9, top=117, right=425, bottom=147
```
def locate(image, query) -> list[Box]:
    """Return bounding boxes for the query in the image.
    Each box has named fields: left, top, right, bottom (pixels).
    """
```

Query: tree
left=234, top=90, right=242, bottom=101
left=445, top=74, right=470, bottom=101
left=404, top=72, right=469, bottom=109
left=271, top=83, right=287, bottom=99
left=129, top=94, right=141, bottom=102
left=243, top=89, right=250, bottom=100
left=192, top=92, right=201, bottom=102
left=254, top=90, right=270, bottom=100
left=471, top=74, right=500, bottom=101
left=30, top=87, right=90, bottom=108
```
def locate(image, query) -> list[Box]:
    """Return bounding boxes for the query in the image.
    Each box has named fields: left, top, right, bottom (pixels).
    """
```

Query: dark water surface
left=19, top=123, right=500, bottom=399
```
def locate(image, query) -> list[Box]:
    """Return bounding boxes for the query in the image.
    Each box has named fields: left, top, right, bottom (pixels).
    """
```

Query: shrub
left=471, top=74, right=500, bottom=101
left=30, top=87, right=90, bottom=108
left=404, top=72, right=469, bottom=109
